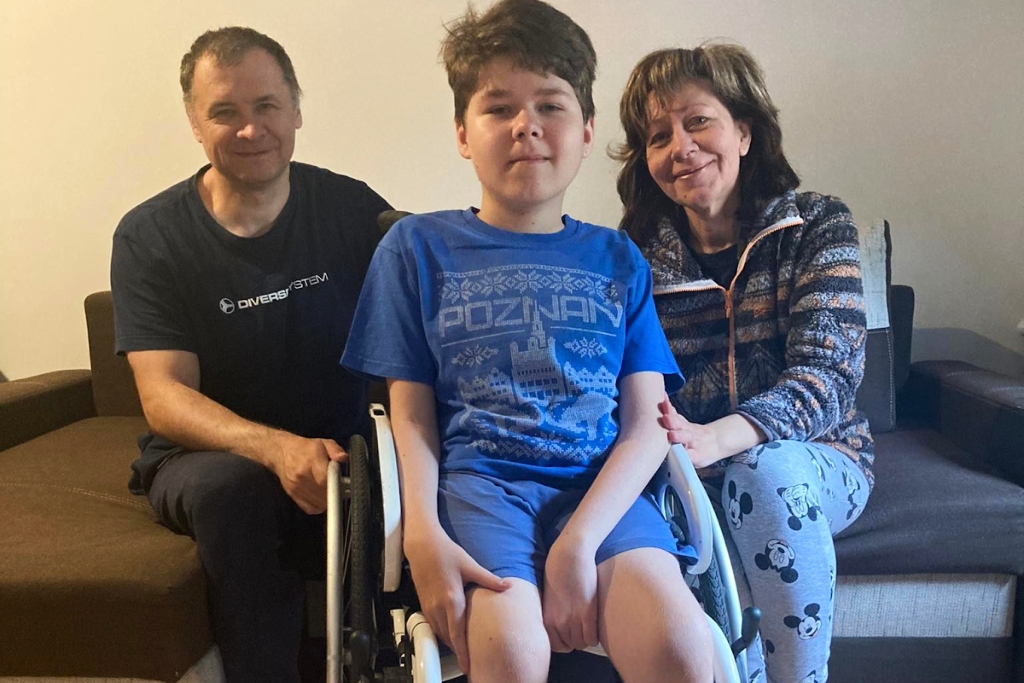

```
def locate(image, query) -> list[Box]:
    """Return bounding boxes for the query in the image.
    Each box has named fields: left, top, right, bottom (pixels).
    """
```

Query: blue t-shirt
left=342, top=209, right=683, bottom=486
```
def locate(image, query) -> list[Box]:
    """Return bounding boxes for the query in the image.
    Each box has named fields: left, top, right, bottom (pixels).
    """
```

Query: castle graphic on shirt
left=441, top=264, right=624, bottom=463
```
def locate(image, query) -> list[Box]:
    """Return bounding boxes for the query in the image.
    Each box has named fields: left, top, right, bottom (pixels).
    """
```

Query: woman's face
left=644, top=81, right=751, bottom=223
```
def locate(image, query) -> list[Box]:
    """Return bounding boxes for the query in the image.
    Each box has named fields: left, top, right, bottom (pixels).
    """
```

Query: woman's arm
left=737, top=196, right=867, bottom=442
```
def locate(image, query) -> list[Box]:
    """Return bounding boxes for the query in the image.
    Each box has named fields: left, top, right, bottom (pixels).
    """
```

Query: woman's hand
left=658, top=394, right=767, bottom=467
left=542, top=534, right=600, bottom=652
left=657, top=395, right=729, bottom=467
left=404, top=528, right=510, bottom=675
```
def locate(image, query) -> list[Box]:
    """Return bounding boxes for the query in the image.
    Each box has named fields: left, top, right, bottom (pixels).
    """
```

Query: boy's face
left=456, top=58, right=594, bottom=229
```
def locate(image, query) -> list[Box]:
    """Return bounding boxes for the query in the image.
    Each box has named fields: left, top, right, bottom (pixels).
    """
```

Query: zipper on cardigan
left=725, top=292, right=738, bottom=410
left=724, top=216, right=802, bottom=411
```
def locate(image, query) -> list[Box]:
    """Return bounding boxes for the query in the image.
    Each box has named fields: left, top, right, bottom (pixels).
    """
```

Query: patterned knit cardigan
left=641, top=190, right=874, bottom=489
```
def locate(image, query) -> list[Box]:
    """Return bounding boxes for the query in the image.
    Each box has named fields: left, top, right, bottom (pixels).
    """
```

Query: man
left=110, top=27, right=391, bottom=682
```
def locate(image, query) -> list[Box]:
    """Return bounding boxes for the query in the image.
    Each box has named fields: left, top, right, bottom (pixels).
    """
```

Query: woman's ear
left=738, top=119, right=752, bottom=157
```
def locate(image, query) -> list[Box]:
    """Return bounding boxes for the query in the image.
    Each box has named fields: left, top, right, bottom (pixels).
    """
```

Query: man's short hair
left=441, top=0, right=597, bottom=125
left=180, top=26, right=302, bottom=109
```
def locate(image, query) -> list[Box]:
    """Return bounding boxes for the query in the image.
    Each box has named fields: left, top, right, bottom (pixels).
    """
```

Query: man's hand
left=543, top=534, right=599, bottom=653
left=404, top=528, right=510, bottom=675
left=264, top=433, right=347, bottom=514
left=125, top=349, right=351, bottom=514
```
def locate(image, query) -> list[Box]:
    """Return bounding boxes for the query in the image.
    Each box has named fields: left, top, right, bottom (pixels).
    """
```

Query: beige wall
left=2, top=0, right=1022, bottom=380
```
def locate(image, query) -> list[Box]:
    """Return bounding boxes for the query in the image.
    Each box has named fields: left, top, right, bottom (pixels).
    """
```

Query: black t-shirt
left=691, top=244, right=740, bottom=289
left=111, top=162, right=391, bottom=491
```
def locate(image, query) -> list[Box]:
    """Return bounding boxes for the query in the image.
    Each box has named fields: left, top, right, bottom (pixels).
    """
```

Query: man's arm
left=543, top=370, right=671, bottom=651
left=127, top=349, right=345, bottom=514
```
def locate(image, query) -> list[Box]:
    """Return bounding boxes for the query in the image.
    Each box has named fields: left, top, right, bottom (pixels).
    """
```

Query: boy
left=342, top=1, right=712, bottom=681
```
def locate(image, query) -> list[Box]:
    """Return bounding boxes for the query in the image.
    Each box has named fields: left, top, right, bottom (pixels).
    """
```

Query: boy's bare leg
left=597, top=548, right=713, bottom=683
left=466, top=578, right=550, bottom=683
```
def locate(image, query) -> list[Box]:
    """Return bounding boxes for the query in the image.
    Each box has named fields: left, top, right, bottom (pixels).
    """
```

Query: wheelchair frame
left=327, top=404, right=757, bottom=683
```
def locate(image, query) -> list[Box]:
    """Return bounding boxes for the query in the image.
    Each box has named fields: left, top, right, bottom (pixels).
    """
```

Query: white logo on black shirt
left=219, top=272, right=330, bottom=314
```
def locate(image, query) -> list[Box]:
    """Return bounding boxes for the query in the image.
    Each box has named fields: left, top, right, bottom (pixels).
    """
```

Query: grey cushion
left=834, top=427, right=1024, bottom=575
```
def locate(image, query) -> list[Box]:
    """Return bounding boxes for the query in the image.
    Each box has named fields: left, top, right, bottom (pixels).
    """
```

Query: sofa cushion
left=0, top=416, right=211, bottom=680
left=834, top=427, right=1024, bottom=575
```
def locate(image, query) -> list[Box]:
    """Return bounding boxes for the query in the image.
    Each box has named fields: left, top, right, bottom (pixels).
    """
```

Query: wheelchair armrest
left=651, top=444, right=713, bottom=574
left=370, top=403, right=405, bottom=593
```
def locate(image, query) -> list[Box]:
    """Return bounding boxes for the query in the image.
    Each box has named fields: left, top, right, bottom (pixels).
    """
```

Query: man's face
left=187, top=48, right=302, bottom=191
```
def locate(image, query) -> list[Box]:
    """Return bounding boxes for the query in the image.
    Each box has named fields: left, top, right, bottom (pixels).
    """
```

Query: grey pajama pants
left=707, top=440, right=870, bottom=683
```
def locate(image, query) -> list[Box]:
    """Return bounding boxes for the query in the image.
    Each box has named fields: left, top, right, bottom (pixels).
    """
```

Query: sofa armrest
left=900, top=360, right=1024, bottom=486
left=0, top=370, right=95, bottom=451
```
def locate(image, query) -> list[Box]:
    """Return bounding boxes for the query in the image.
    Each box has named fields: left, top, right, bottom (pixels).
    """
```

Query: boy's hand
left=542, top=535, right=599, bottom=652
left=405, top=528, right=510, bottom=675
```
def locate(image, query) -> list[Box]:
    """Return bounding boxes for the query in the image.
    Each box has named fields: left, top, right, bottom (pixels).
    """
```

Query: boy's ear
left=456, top=119, right=472, bottom=160
left=582, top=116, right=595, bottom=158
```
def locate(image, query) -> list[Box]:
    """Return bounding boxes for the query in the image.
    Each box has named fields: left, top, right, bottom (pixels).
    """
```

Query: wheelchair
left=327, top=403, right=760, bottom=683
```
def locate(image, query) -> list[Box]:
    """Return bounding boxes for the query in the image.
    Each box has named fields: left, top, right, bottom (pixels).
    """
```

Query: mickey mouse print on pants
left=732, top=439, right=784, bottom=470
left=843, top=469, right=862, bottom=520
left=784, top=603, right=822, bottom=640
left=776, top=483, right=823, bottom=530
left=754, top=539, right=798, bottom=583
left=727, top=480, right=753, bottom=529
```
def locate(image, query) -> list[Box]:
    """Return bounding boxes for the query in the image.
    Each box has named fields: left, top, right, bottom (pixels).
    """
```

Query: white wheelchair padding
left=653, top=444, right=713, bottom=574
left=708, top=614, right=741, bottom=683
left=370, top=403, right=403, bottom=593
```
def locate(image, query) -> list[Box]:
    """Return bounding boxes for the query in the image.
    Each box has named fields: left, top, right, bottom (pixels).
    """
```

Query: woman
left=615, top=44, right=873, bottom=683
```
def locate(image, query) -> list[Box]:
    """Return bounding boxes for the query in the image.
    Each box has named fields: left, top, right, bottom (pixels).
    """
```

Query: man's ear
left=295, top=107, right=303, bottom=130
left=738, top=119, right=752, bottom=157
left=186, top=105, right=203, bottom=143
left=582, top=116, right=595, bottom=158
left=456, top=119, right=471, bottom=160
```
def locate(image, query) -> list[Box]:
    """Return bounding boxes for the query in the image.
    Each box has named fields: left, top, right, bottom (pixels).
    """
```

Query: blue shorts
left=437, top=471, right=698, bottom=587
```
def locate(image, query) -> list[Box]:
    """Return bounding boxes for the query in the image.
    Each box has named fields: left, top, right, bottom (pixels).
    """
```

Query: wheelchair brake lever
left=731, top=606, right=762, bottom=656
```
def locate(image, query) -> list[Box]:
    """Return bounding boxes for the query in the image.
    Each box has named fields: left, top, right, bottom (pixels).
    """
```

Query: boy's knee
left=469, top=628, right=549, bottom=683
left=617, top=622, right=712, bottom=683
left=467, top=581, right=549, bottom=683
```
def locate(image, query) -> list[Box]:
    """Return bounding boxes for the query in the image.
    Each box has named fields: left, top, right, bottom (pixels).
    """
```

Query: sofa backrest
left=854, top=220, right=913, bottom=434
left=85, top=291, right=143, bottom=417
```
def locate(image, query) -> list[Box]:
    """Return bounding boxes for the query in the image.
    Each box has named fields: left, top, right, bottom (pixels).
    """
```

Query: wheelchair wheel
left=697, top=553, right=732, bottom=648
left=348, top=434, right=376, bottom=682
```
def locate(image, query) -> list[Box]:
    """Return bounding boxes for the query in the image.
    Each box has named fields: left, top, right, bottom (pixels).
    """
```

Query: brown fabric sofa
left=0, top=292, right=214, bottom=681
left=1, top=275, right=1023, bottom=682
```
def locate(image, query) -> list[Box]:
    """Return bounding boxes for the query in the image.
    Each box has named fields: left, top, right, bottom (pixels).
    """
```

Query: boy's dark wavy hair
left=441, top=0, right=597, bottom=125
left=614, top=43, right=799, bottom=242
